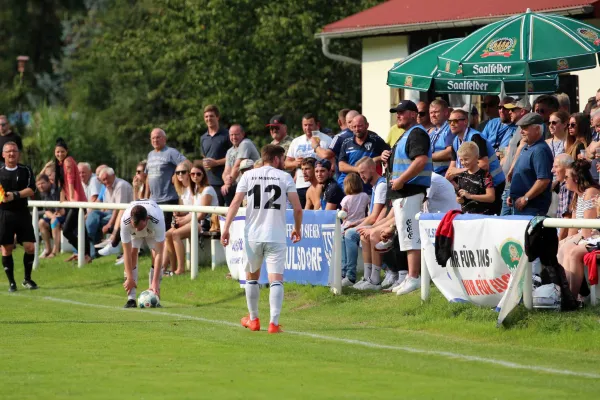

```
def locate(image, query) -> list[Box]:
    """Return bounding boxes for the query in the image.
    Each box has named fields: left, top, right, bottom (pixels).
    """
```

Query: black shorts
left=0, top=210, right=35, bottom=245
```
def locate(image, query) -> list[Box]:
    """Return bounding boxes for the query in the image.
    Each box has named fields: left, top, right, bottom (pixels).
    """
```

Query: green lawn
left=0, top=249, right=599, bottom=399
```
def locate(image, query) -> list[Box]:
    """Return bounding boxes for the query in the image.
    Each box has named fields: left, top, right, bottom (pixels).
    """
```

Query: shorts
left=392, top=193, right=424, bottom=251
left=244, top=240, right=287, bottom=275
left=41, top=215, right=66, bottom=229
left=131, top=237, right=157, bottom=250
left=0, top=210, right=35, bottom=245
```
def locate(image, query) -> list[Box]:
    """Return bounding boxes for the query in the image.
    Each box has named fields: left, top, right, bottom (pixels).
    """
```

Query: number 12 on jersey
left=248, top=184, right=282, bottom=209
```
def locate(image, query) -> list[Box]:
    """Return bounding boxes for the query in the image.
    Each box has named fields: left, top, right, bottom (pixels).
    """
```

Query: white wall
left=571, top=19, right=600, bottom=112
left=361, top=36, right=409, bottom=139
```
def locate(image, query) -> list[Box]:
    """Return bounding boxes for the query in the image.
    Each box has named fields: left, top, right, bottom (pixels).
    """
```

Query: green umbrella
left=387, top=39, right=558, bottom=95
left=438, top=8, right=600, bottom=78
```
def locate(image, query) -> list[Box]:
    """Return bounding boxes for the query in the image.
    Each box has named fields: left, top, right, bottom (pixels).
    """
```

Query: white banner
left=420, top=216, right=530, bottom=307
left=219, top=216, right=247, bottom=287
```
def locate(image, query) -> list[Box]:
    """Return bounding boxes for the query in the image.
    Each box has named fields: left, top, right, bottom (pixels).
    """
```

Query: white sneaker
left=358, top=281, right=382, bottom=291
left=99, top=242, right=121, bottom=257
left=341, top=277, right=355, bottom=287
left=381, top=270, right=398, bottom=288
left=396, top=276, right=420, bottom=295
left=115, top=255, right=124, bottom=266
left=94, top=239, right=112, bottom=249
left=353, top=278, right=369, bottom=289
left=390, top=271, right=408, bottom=293
left=375, top=240, right=394, bottom=253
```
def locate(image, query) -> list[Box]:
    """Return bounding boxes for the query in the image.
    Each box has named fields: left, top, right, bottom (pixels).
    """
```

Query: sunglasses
left=417, top=111, right=427, bottom=117
left=175, top=170, right=188, bottom=175
left=269, top=126, right=280, bottom=131
left=448, top=118, right=466, bottom=124
left=568, top=123, right=577, bottom=128
left=190, top=172, right=203, bottom=177
left=549, top=120, right=561, bottom=126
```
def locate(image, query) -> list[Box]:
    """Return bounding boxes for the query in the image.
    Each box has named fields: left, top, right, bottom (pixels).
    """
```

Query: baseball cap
left=315, top=159, right=332, bottom=170
left=390, top=100, right=418, bottom=113
left=516, top=112, right=544, bottom=126
left=240, top=159, right=254, bottom=171
left=504, top=98, right=532, bottom=111
left=266, top=114, right=286, bottom=127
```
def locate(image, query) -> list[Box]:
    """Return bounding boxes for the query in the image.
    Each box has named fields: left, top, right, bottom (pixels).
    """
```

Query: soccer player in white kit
left=121, top=199, right=166, bottom=308
left=221, top=144, right=303, bottom=333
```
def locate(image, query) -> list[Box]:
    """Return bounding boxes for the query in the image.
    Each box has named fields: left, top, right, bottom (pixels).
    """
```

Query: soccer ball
left=138, top=290, right=160, bottom=308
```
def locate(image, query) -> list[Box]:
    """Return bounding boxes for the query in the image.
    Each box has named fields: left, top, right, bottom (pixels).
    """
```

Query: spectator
left=384, top=99, right=432, bottom=296
left=533, top=95, right=560, bottom=134
left=454, top=142, right=495, bottom=215
left=567, top=113, right=592, bottom=160
left=78, top=162, right=101, bottom=203
left=54, top=138, right=92, bottom=263
left=467, top=106, right=480, bottom=130
left=424, top=172, right=461, bottom=214
left=191, top=160, right=219, bottom=230
left=557, top=160, right=600, bottom=297
left=555, top=93, right=571, bottom=114
left=386, top=106, right=407, bottom=147
left=417, top=101, right=433, bottom=133
left=446, top=109, right=506, bottom=215
left=480, top=96, right=515, bottom=153
left=39, top=160, right=56, bottom=185
left=267, top=115, right=293, bottom=153
left=314, top=110, right=358, bottom=164
left=302, top=158, right=321, bottom=210
left=507, top=113, right=553, bottom=216
left=163, top=161, right=195, bottom=275
left=585, top=111, right=600, bottom=154
left=344, top=157, right=387, bottom=287
left=94, top=164, right=108, bottom=203
left=546, top=111, right=569, bottom=158
left=145, top=127, right=187, bottom=230
left=132, top=161, right=147, bottom=201
left=222, top=124, right=260, bottom=205
left=427, top=99, right=453, bottom=176
left=285, top=113, right=333, bottom=208
left=36, top=174, right=65, bottom=258
left=337, top=114, right=389, bottom=189
left=200, top=104, right=231, bottom=206
left=551, top=153, right=574, bottom=240
left=0, top=115, right=23, bottom=162
left=315, top=159, right=343, bottom=210
left=340, top=173, right=370, bottom=231
left=477, top=95, right=500, bottom=131
left=95, top=167, right=134, bottom=258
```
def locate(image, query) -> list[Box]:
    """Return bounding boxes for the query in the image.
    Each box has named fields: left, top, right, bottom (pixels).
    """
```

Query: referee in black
left=0, top=141, right=37, bottom=292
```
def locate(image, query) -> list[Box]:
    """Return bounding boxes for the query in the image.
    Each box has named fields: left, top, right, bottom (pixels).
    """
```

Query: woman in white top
left=191, top=161, right=218, bottom=232
left=557, top=160, right=600, bottom=296
left=163, top=161, right=195, bottom=275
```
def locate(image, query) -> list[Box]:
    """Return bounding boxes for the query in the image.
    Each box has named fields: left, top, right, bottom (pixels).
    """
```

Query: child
left=454, top=141, right=495, bottom=215
left=340, top=173, right=370, bottom=230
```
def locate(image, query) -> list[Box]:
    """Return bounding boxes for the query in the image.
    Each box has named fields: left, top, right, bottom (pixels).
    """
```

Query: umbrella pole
left=524, top=64, right=530, bottom=107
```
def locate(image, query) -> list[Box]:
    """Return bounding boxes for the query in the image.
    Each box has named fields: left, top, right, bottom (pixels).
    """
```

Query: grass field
left=1, top=249, right=600, bottom=399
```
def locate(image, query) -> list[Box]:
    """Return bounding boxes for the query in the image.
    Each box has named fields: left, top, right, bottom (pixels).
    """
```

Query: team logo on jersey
left=481, top=37, right=516, bottom=58
left=364, top=142, right=372, bottom=151
left=404, top=75, right=413, bottom=87
left=557, top=58, right=569, bottom=70
left=499, top=238, right=523, bottom=271
left=577, top=28, right=600, bottom=46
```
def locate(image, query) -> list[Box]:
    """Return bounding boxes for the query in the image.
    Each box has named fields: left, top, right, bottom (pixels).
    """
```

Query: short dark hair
left=302, top=113, right=319, bottom=123
left=131, top=205, right=148, bottom=227
left=534, top=95, right=559, bottom=111
left=261, top=144, right=285, bottom=163
left=203, top=104, right=220, bottom=118
left=301, top=157, right=316, bottom=168
left=36, top=174, right=49, bottom=182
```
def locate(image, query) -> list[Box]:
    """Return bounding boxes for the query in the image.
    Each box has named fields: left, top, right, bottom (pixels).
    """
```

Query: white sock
left=128, top=267, right=138, bottom=300
left=363, top=263, right=372, bottom=280
left=269, top=281, right=284, bottom=325
left=370, top=265, right=382, bottom=285
left=246, top=280, right=260, bottom=320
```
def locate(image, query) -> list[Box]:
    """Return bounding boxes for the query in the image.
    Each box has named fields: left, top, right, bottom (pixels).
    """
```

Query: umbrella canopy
left=387, top=39, right=558, bottom=95
left=438, top=8, right=600, bottom=78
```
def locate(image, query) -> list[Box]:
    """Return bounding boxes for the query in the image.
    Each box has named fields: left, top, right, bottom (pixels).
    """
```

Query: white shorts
left=244, top=240, right=287, bottom=275
left=393, top=193, right=424, bottom=251
left=131, top=237, right=157, bottom=250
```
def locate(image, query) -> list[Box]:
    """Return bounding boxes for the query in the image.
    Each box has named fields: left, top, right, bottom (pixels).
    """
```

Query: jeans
left=86, top=210, right=112, bottom=243
left=500, top=185, right=513, bottom=216
left=341, top=227, right=360, bottom=282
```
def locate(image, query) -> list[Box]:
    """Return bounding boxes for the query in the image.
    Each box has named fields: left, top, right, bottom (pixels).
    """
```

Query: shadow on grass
left=40, top=278, right=124, bottom=291
left=0, top=319, right=197, bottom=325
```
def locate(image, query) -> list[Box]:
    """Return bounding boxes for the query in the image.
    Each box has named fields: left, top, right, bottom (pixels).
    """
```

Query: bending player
left=121, top=199, right=166, bottom=308
left=221, top=144, right=303, bottom=333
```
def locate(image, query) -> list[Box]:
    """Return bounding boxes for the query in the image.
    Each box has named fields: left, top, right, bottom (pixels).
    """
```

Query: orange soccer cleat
left=268, top=323, right=283, bottom=334
left=241, top=315, right=260, bottom=331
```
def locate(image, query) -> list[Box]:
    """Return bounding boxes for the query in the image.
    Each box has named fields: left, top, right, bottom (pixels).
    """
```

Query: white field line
left=10, top=294, right=598, bottom=380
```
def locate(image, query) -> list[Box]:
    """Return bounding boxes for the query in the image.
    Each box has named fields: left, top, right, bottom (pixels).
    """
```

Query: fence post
left=77, top=207, right=85, bottom=268
left=32, top=206, right=39, bottom=270
left=421, top=249, right=430, bottom=302
left=523, top=260, right=533, bottom=310
left=190, top=212, right=198, bottom=279
left=331, top=214, right=343, bottom=295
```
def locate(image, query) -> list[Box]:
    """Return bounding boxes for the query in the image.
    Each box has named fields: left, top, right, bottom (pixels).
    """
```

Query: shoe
left=115, top=255, right=124, bottom=266
left=268, top=323, right=283, bottom=334
left=241, top=315, right=260, bottom=331
left=341, top=277, right=355, bottom=287
left=8, top=282, right=16, bottom=292
left=99, top=243, right=122, bottom=257
left=124, top=299, right=137, bottom=308
left=39, top=249, right=50, bottom=259
left=381, top=270, right=398, bottom=288
left=357, top=281, right=382, bottom=291
left=94, top=239, right=112, bottom=249
left=353, top=278, right=368, bottom=289
left=22, top=279, right=38, bottom=290
left=65, top=254, right=77, bottom=262
left=396, top=276, right=421, bottom=295
left=390, top=271, right=409, bottom=293
left=375, top=239, right=394, bottom=253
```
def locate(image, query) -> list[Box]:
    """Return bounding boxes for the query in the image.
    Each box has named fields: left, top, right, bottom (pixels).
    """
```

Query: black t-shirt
left=0, top=164, right=35, bottom=212
left=200, top=127, right=232, bottom=186
left=451, top=133, right=489, bottom=161
left=0, top=132, right=23, bottom=163
left=455, top=168, right=494, bottom=215
left=38, top=185, right=60, bottom=212
left=321, top=178, right=344, bottom=209
left=388, top=126, right=431, bottom=199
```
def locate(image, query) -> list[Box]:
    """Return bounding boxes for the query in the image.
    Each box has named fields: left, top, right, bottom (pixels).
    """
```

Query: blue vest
left=429, top=121, right=451, bottom=174
left=392, top=125, right=433, bottom=188
left=453, top=128, right=505, bottom=186
left=369, top=176, right=387, bottom=213
left=481, top=118, right=517, bottom=150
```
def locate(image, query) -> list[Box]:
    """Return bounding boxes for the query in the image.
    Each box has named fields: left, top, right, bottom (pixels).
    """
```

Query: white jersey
left=120, top=199, right=166, bottom=244
left=236, top=166, right=296, bottom=243
left=286, top=132, right=332, bottom=189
